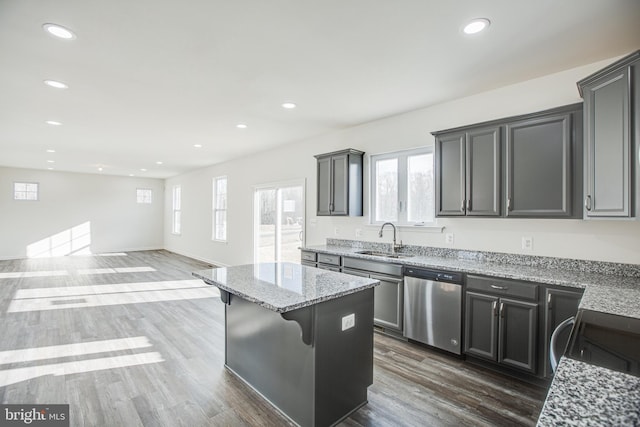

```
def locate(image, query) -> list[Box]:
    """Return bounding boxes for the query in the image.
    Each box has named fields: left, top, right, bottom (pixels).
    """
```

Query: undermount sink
left=356, top=250, right=413, bottom=259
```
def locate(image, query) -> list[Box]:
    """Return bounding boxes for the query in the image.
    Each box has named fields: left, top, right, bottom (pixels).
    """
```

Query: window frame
left=369, top=146, right=435, bottom=226
left=212, top=176, right=228, bottom=242
left=136, top=188, right=153, bottom=204
left=13, top=182, right=39, bottom=201
left=172, top=185, right=182, bottom=235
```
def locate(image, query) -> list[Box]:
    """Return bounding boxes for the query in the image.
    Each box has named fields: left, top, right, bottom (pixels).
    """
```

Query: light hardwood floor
left=0, top=250, right=547, bottom=426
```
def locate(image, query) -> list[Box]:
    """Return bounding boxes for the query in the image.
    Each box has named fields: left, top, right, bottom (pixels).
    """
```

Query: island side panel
left=224, top=295, right=315, bottom=427
left=314, top=287, right=374, bottom=427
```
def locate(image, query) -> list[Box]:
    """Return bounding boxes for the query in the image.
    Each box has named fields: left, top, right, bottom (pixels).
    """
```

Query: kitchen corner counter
left=302, top=244, right=640, bottom=320
left=192, top=262, right=379, bottom=313
left=537, top=357, right=640, bottom=426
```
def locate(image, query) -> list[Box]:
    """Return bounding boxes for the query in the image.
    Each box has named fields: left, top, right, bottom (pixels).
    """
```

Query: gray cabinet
left=435, top=127, right=501, bottom=216
left=578, top=50, right=640, bottom=218
left=464, top=276, right=539, bottom=374
left=434, top=104, right=582, bottom=219
left=542, top=287, right=582, bottom=377
left=315, top=149, right=364, bottom=216
left=342, top=257, right=403, bottom=334
left=505, top=111, right=575, bottom=217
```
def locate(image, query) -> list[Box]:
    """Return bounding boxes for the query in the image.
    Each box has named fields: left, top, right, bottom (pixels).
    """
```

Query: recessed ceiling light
left=47, top=167, right=54, bottom=170
left=156, top=161, right=163, bottom=165
left=46, top=149, right=56, bottom=153
left=463, top=18, right=490, bottom=35
left=129, top=174, right=135, bottom=177
left=44, top=80, right=68, bottom=89
left=140, top=168, right=147, bottom=172
left=236, top=123, right=248, bottom=129
left=43, top=23, right=76, bottom=40
left=46, top=120, right=62, bottom=126
left=193, top=144, right=202, bottom=148
left=47, top=160, right=55, bottom=163
left=282, top=102, right=297, bottom=109
left=98, top=167, right=103, bottom=172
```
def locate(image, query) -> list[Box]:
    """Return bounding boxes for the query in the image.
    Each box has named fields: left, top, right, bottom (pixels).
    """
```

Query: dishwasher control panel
left=403, top=267, right=463, bottom=284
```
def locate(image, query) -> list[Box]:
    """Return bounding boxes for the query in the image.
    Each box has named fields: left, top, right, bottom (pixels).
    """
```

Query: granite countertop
left=537, top=358, right=640, bottom=426
left=192, top=262, right=378, bottom=313
left=302, top=244, right=640, bottom=319
left=304, top=241, right=640, bottom=425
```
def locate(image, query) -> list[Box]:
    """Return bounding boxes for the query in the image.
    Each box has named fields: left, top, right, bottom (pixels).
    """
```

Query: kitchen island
left=192, top=262, right=380, bottom=427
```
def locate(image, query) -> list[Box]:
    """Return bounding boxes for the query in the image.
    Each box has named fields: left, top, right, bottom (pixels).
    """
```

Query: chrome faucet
left=379, top=222, right=402, bottom=253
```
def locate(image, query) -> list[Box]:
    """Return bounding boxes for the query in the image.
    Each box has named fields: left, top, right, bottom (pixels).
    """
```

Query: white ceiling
left=1, top=1, right=639, bottom=179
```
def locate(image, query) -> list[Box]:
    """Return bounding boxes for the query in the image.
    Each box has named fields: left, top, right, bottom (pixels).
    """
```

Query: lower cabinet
left=464, top=276, right=539, bottom=374
left=543, top=287, right=583, bottom=377
left=342, top=257, right=404, bottom=334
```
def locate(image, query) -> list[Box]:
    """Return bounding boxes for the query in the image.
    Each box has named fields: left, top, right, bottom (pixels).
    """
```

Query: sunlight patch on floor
left=7, top=279, right=219, bottom=312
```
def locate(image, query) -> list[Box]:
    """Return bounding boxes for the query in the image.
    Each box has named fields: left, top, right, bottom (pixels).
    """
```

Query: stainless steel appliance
left=403, top=267, right=463, bottom=355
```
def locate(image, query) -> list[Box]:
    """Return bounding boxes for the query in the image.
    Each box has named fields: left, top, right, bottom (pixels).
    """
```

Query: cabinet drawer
left=317, top=253, right=341, bottom=266
left=301, top=251, right=317, bottom=262
left=467, top=275, right=538, bottom=301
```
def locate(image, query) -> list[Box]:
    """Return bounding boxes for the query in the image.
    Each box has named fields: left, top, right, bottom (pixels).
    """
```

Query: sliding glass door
left=254, top=180, right=305, bottom=263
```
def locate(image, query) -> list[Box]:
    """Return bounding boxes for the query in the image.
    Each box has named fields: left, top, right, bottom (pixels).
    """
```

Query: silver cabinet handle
left=466, top=199, right=471, bottom=212
left=507, top=197, right=512, bottom=211
left=547, top=293, right=552, bottom=308
left=499, top=302, right=505, bottom=318
left=585, top=195, right=592, bottom=211
left=492, top=301, right=497, bottom=317
left=461, top=200, right=465, bottom=212
left=490, top=284, right=508, bottom=290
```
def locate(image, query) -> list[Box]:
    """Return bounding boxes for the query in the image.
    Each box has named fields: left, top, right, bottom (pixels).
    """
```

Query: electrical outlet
left=342, top=313, right=355, bottom=331
left=522, top=236, right=533, bottom=251
left=334, top=227, right=339, bottom=236
left=445, top=233, right=454, bottom=245
left=355, top=228, right=362, bottom=238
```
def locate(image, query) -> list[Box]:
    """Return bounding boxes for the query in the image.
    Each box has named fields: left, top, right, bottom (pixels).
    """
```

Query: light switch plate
left=342, top=313, right=355, bottom=331
left=522, top=236, right=533, bottom=251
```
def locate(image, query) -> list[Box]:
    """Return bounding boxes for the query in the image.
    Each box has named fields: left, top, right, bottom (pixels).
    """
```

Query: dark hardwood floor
left=0, top=250, right=547, bottom=426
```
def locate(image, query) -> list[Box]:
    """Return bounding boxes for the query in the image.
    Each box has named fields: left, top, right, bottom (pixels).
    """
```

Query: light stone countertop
left=192, top=262, right=379, bottom=313
left=302, top=244, right=640, bottom=319
left=536, top=358, right=640, bottom=426
left=303, top=242, right=640, bottom=426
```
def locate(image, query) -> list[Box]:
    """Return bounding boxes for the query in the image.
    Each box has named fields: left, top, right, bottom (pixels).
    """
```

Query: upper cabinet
left=578, top=50, right=640, bottom=219
left=435, top=127, right=501, bottom=216
left=434, top=104, right=582, bottom=218
left=315, top=149, right=364, bottom=216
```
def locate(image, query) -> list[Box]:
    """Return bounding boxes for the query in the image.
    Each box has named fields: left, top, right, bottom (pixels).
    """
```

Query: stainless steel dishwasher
left=403, top=267, right=463, bottom=355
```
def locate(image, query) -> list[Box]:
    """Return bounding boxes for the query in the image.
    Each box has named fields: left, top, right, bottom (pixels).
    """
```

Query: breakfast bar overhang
left=193, top=262, right=380, bottom=427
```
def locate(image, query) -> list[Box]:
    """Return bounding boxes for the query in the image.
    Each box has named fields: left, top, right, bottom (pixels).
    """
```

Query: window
left=212, top=176, right=227, bottom=241
left=14, top=182, right=39, bottom=201
left=370, top=147, right=434, bottom=225
left=172, top=185, right=181, bottom=234
left=136, top=188, right=153, bottom=204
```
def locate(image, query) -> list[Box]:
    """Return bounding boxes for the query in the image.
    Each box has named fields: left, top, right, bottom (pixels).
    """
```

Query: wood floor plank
left=0, top=250, right=546, bottom=426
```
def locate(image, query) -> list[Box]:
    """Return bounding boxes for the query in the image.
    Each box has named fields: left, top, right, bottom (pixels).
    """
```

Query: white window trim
left=212, top=176, right=228, bottom=242
left=369, top=146, right=436, bottom=227
left=13, top=182, right=39, bottom=201
left=172, top=185, right=181, bottom=235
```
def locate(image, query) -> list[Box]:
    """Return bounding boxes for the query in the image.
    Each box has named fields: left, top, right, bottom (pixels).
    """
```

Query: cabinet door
left=543, top=288, right=582, bottom=377
left=330, top=154, right=349, bottom=215
left=498, top=298, right=538, bottom=373
left=505, top=114, right=572, bottom=217
left=464, top=292, right=498, bottom=361
left=317, top=156, right=332, bottom=216
left=584, top=68, right=631, bottom=217
left=436, top=133, right=466, bottom=216
left=466, top=127, right=501, bottom=216
left=371, top=273, right=403, bottom=332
